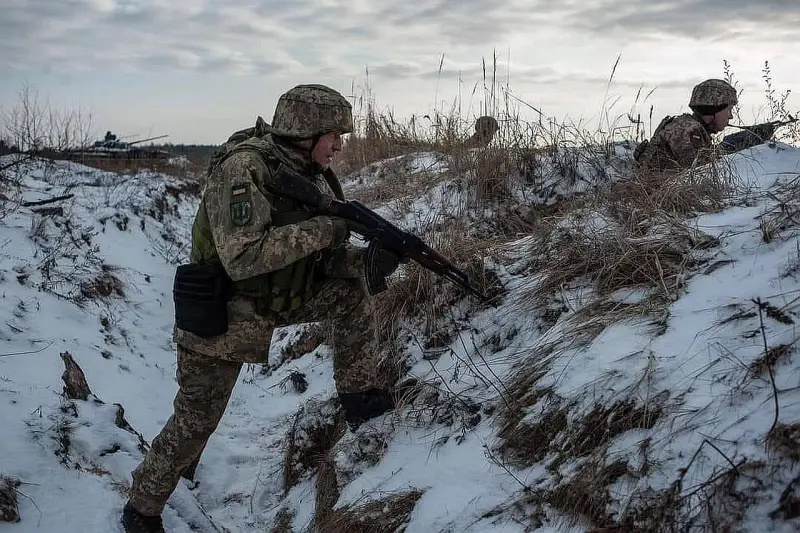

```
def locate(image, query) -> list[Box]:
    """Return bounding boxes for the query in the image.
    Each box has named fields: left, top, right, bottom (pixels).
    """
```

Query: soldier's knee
left=327, top=278, right=371, bottom=323
left=333, top=278, right=367, bottom=305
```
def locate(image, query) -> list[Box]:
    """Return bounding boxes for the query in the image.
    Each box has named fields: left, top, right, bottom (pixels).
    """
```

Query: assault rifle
left=721, top=116, right=797, bottom=153
left=267, top=164, right=490, bottom=303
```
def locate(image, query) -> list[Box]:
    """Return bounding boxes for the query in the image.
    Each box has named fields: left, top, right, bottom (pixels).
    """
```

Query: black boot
left=338, top=388, right=395, bottom=431
left=121, top=501, right=165, bottom=533
left=182, top=456, right=199, bottom=483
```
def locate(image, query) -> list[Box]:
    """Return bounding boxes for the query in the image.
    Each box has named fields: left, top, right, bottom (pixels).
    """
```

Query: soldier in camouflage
left=121, top=84, right=404, bottom=533
left=634, top=79, right=738, bottom=172
left=464, top=115, right=499, bottom=148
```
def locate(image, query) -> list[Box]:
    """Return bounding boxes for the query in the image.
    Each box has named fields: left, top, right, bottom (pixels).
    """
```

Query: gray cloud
left=1, top=0, right=795, bottom=97
left=544, top=0, right=800, bottom=38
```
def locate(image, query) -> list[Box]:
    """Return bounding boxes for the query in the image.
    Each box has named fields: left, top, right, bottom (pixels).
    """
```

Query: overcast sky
left=2, top=0, right=800, bottom=144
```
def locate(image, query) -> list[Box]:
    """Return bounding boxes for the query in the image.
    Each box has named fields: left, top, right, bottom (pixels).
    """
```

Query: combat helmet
left=475, top=115, right=499, bottom=135
left=271, top=84, right=353, bottom=139
left=689, top=79, right=737, bottom=114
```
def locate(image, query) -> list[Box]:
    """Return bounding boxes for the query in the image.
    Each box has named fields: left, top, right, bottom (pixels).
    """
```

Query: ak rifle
left=267, top=164, right=490, bottom=303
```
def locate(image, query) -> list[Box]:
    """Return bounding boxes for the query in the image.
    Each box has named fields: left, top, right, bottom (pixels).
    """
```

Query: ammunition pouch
left=173, top=262, right=232, bottom=338
left=236, top=251, right=323, bottom=316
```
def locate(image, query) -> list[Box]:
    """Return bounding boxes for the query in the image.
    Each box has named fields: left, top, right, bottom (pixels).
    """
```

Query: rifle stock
left=268, top=165, right=491, bottom=303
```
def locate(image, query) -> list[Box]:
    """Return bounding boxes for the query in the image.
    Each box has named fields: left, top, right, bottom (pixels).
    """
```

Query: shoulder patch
left=230, top=183, right=252, bottom=226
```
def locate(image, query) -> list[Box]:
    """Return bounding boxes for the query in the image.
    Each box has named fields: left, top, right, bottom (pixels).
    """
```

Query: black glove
left=374, top=248, right=404, bottom=278
left=330, top=218, right=350, bottom=248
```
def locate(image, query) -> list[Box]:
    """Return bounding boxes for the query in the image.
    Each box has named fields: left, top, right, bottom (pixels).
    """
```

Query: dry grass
left=269, top=507, right=296, bottom=533
left=313, top=452, right=341, bottom=530
left=561, top=399, right=663, bottom=461
left=282, top=398, right=346, bottom=493
left=767, top=423, right=800, bottom=461
left=0, top=476, right=21, bottom=523
left=755, top=174, right=800, bottom=243
left=750, top=343, right=793, bottom=378
left=371, top=215, right=506, bottom=348
left=314, top=488, right=424, bottom=533
left=333, top=111, right=434, bottom=177
left=610, top=159, right=735, bottom=222
left=519, top=213, right=718, bottom=312
left=343, top=154, right=449, bottom=206
left=545, top=458, right=629, bottom=528
left=79, top=269, right=125, bottom=300
left=498, top=391, right=569, bottom=468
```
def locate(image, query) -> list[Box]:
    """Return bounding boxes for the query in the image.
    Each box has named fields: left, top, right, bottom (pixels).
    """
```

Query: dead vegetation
left=371, top=214, right=507, bottom=355
left=767, top=423, right=800, bottom=462
left=269, top=507, right=296, bottom=533
left=313, top=452, right=340, bottom=531
left=0, top=476, right=21, bottom=523
left=282, top=397, right=346, bottom=493
left=314, top=488, right=424, bottom=533
left=49, top=352, right=149, bottom=469
left=60, top=351, right=94, bottom=401
left=545, top=458, right=629, bottom=528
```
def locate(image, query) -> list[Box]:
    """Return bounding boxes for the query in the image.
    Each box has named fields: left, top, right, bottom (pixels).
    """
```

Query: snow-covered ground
left=0, top=143, right=799, bottom=532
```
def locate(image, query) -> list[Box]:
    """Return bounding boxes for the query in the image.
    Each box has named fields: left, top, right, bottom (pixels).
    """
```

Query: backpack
left=206, top=116, right=345, bottom=201
left=633, top=115, right=675, bottom=163
left=206, top=116, right=271, bottom=176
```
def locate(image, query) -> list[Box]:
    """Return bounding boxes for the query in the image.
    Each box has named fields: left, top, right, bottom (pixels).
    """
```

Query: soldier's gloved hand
left=330, top=218, right=350, bottom=248
left=374, top=248, right=404, bottom=278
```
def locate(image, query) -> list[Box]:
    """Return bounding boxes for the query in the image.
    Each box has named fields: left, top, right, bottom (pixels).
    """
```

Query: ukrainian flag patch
left=230, top=183, right=252, bottom=226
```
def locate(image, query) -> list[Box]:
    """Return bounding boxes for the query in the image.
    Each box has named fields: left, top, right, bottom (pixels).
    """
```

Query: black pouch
left=173, top=262, right=232, bottom=338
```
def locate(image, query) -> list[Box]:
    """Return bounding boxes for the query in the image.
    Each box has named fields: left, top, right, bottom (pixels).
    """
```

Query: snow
left=1, top=143, right=800, bottom=532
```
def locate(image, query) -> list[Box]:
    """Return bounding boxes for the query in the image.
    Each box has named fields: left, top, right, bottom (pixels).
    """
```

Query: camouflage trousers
left=128, top=277, right=385, bottom=516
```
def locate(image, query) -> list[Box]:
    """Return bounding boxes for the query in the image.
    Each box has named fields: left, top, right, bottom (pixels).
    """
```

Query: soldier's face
left=311, top=132, right=344, bottom=167
left=711, top=105, right=734, bottom=132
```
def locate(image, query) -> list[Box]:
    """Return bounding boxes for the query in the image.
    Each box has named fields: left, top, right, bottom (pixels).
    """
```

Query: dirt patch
left=80, top=270, right=125, bottom=299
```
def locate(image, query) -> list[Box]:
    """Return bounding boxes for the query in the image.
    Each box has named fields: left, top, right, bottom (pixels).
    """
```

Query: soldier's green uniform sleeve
left=666, top=121, right=716, bottom=168
left=205, top=151, right=337, bottom=282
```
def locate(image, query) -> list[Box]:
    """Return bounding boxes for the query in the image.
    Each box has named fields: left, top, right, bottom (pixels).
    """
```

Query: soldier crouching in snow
left=121, top=84, right=405, bottom=532
left=633, top=78, right=738, bottom=172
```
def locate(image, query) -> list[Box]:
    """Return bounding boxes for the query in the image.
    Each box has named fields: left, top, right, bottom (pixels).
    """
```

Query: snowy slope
left=0, top=143, right=799, bottom=533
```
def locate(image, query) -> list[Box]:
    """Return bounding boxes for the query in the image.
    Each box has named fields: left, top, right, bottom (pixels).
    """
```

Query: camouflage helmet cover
left=271, top=84, right=353, bottom=139
left=689, top=79, right=738, bottom=108
left=475, top=115, right=499, bottom=133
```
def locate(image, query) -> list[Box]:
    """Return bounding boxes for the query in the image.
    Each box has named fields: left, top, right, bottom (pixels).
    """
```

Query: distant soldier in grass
left=634, top=78, right=792, bottom=173
left=121, top=84, right=405, bottom=533
left=464, top=115, right=499, bottom=148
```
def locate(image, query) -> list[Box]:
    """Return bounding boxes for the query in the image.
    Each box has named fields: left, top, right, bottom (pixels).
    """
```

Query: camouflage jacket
left=173, top=134, right=364, bottom=362
left=635, top=113, right=716, bottom=172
